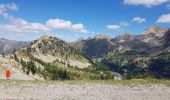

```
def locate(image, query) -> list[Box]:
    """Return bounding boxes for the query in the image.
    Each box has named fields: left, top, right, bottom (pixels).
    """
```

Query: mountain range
left=71, top=26, right=170, bottom=78
left=0, top=26, right=170, bottom=80
left=0, top=38, right=30, bottom=54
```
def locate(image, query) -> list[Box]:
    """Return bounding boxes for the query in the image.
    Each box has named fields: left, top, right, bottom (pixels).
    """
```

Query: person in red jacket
left=6, top=69, right=10, bottom=79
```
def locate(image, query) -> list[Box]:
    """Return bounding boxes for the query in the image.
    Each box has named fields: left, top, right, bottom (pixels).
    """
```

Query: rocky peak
left=92, top=34, right=112, bottom=40
left=39, top=35, right=59, bottom=41
left=141, top=26, right=168, bottom=37
left=32, top=35, right=62, bottom=46
left=121, top=32, right=133, bottom=37
left=114, top=32, right=134, bottom=43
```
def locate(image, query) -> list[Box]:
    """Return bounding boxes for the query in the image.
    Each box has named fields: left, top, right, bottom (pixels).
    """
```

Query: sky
left=0, top=0, right=170, bottom=41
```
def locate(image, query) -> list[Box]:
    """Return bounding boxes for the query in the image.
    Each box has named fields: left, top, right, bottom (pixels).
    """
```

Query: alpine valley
left=1, top=26, right=170, bottom=80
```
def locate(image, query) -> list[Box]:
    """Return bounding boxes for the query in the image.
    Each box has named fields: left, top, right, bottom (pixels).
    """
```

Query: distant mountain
left=0, top=38, right=30, bottom=54
left=112, top=32, right=134, bottom=43
left=141, top=26, right=167, bottom=37
left=71, top=34, right=116, bottom=62
left=72, top=26, right=170, bottom=78
left=148, top=29, right=170, bottom=78
left=111, top=26, right=168, bottom=54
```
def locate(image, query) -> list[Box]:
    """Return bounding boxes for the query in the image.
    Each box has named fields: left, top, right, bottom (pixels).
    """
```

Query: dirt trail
left=0, top=82, right=170, bottom=100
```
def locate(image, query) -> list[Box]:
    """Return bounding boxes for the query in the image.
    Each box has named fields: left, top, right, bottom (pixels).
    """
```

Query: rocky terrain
left=0, top=81, right=169, bottom=100
left=0, top=55, right=43, bottom=80
left=17, top=36, right=91, bottom=68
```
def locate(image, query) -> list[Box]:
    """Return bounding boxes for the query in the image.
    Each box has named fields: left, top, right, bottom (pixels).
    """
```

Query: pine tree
left=27, top=61, right=37, bottom=75
left=14, top=53, right=18, bottom=62
left=21, top=58, right=27, bottom=72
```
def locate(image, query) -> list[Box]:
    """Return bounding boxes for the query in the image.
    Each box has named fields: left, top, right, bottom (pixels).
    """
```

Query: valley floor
left=0, top=80, right=170, bottom=100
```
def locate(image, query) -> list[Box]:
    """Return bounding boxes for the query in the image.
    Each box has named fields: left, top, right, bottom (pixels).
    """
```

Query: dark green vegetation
left=21, top=59, right=37, bottom=75
left=149, top=52, right=170, bottom=78
left=18, top=51, right=115, bottom=80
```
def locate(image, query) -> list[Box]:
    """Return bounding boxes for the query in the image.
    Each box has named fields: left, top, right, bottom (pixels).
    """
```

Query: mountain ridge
left=1, top=26, right=170, bottom=80
left=72, top=26, right=170, bottom=79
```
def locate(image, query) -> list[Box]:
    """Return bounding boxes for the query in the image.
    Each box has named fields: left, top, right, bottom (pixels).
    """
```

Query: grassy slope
left=0, top=79, right=170, bottom=87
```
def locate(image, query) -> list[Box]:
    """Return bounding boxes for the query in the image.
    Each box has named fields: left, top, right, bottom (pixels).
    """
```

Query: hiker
left=6, top=69, right=10, bottom=79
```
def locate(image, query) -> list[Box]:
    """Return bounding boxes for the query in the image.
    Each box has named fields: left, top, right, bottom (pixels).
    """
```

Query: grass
left=0, top=79, right=170, bottom=87
left=61, top=79, right=170, bottom=87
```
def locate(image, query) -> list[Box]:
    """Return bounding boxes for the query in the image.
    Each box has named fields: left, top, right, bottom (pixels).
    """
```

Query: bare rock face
left=113, top=32, right=134, bottom=43
left=92, top=34, right=112, bottom=40
left=141, top=26, right=168, bottom=37
left=72, top=27, right=170, bottom=58
left=137, top=26, right=167, bottom=46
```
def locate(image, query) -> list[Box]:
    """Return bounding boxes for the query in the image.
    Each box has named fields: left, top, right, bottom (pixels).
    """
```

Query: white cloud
left=2, top=13, right=28, bottom=26
left=120, top=21, right=128, bottom=26
left=106, top=25, right=120, bottom=30
left=0, top=4, right=6, bottom=15
left=6, top=3, right=18, bottom=11
left=124, top=0, right=169, bottom=7
left=157, top=14, right=170, bottom=23
left=106, top=22, right=128, bottom=31
left=71, top=23, right=88, bottom=33
left=0, top=3, right=88, bottom=34
left=0, top=17, right=87, bottom=34
left=23, top=23, right=50, bottom=32
left=46, top=19, right=87, bottom=33
left=13, top=18, right=28, bottom=26
left=132, top=17, right=146, bottom=23
left=0, top=3, right=17, bottom=16
left=46, top=19, right=71, bottom=29
left=0, top=24, right=36, bottom=34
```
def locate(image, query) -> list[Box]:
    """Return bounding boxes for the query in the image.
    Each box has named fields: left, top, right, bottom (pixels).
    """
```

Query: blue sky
left=0, top=0, right=170, bottom=41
